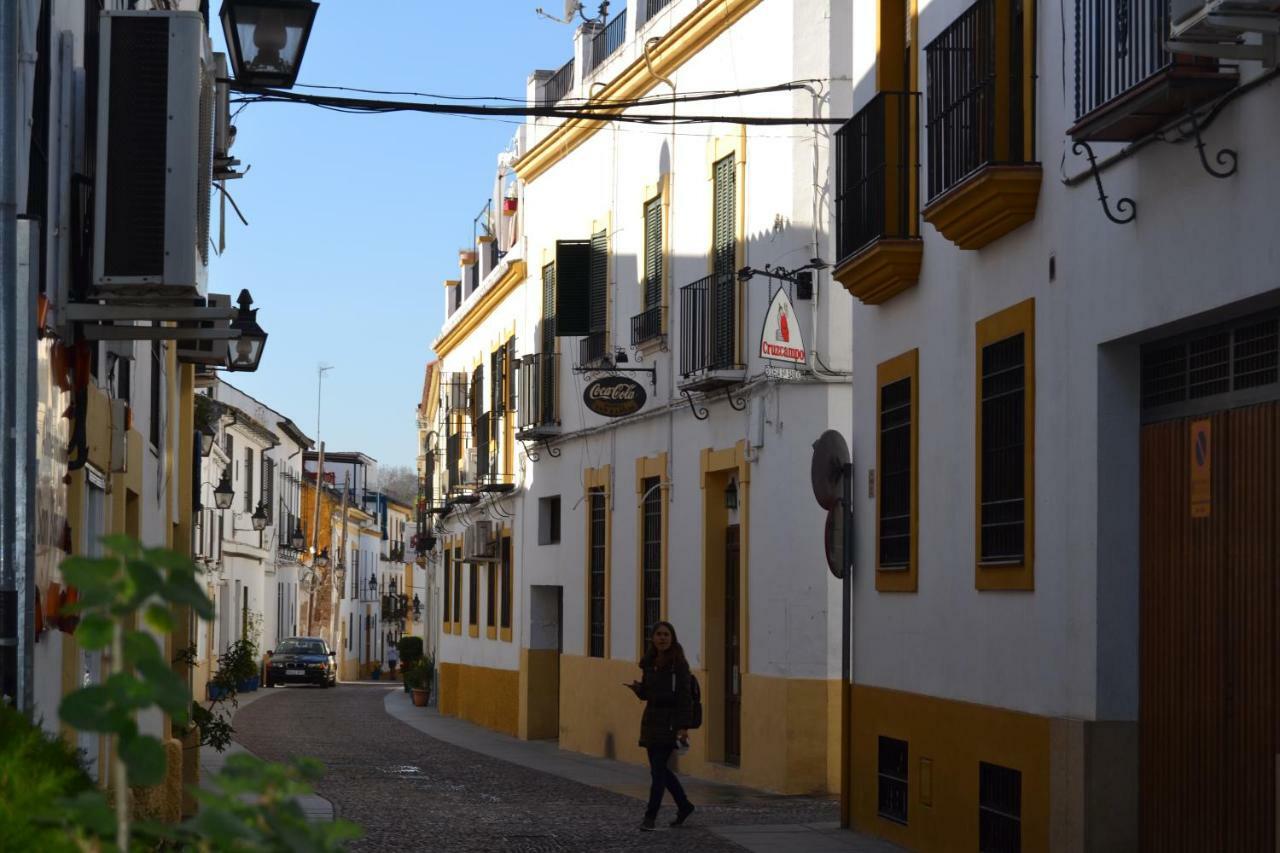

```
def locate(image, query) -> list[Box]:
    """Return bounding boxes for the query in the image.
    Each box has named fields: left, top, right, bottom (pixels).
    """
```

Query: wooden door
left=725, top=525, right=742, bottom=766
left=1140, top=402, right=1278, bottom=852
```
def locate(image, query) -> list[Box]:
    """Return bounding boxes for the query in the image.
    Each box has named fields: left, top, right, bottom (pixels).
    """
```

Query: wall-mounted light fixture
left=220, top=0, right=319, bottom=90
left=724, top=478, right=738, bottom=511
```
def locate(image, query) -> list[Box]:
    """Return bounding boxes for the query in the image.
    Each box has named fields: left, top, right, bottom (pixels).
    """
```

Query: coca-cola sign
left=583, top=376, right=647, bottom=418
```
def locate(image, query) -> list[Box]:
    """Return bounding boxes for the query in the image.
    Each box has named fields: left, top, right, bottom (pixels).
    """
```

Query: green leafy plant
left=396, top=635, right=424, bottom=666
left=52, top=536, right=361, bottom=850
left=0, top=704, right=100, bottom=852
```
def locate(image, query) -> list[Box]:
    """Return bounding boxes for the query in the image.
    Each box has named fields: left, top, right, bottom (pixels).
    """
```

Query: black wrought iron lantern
left=724, top=478, right=738, bottom=511
left=368, top=575, right=377, bottom=594
left=250, top=501, right=268, bottom=531
left=389, top=577, right=398, bottom=595
left=412, top=594, right=422, bottom=619
left=199, top=431, right=215, bottom=457
left=290, top=526, right=305, bottom=550
left=315, top=548, right=329, bottom=568
left=220, top=0, right=319, bottom=90
left=226, top=290, right=267, bottom=373
left=214, top=470, right=235, bottom=510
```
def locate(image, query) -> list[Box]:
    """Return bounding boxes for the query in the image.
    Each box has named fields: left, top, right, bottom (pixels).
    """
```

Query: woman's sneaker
left=670, top=803, right=695, bottom=827
left=639, top=816, right=657, bottom=831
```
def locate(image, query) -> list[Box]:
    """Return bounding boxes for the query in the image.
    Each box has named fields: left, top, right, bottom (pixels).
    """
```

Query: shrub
left=396, top=635, right=424, bottom=665
left=0, top=704, right=95, bottom=852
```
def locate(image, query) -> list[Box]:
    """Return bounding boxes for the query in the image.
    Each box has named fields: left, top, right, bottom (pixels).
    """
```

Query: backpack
left=687, top=673, right=704, bottom=730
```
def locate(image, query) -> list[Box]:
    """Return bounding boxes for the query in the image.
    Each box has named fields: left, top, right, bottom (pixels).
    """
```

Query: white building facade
left=424, top=0, right=852, bottom=795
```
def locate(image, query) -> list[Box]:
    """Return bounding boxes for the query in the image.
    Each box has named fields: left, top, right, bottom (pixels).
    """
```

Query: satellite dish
left=811, top=430, right=850, bottom=510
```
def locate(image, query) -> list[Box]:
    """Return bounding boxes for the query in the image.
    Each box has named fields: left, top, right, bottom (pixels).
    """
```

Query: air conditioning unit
left=93, top=11, right=214, bottom=301
left=464, top=521, right=498, bottom=561
left=1169, top=1, right=1280, bottom=66
left=177, top=292, right=231, bottom=365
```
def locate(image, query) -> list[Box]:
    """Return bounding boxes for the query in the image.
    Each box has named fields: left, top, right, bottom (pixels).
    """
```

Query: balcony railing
left=591, top=9, right=628, bottom=71
left=836, top=91, right=920, bottom=262
left=924, top=0, right=1026, bottom=202
left=680, top=273, right=741, bottom=379
left=579, top=331, right=609, bottom=367
left=1070, top=0, right=1236, bottom=141
left=517, top=353, right=559, bottom=436
left=631, top=305, right=664, bottom=346
left=544, top=58, right=575, bottom=104
left=646, top=0, right=674, bottom=20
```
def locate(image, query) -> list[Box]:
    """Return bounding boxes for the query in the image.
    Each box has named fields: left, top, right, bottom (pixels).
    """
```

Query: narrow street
left=231, top=684, right=840, bottom=852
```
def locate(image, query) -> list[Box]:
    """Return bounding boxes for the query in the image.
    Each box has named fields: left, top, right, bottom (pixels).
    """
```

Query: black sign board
left=583, top=376, right=647, bottom=418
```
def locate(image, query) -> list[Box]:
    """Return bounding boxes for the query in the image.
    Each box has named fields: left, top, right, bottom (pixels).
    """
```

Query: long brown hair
left=640, top=620, right=688, bottom=670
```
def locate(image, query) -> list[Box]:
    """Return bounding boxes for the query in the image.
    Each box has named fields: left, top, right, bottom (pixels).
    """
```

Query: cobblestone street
left=232, top=684, right=840, bottom=852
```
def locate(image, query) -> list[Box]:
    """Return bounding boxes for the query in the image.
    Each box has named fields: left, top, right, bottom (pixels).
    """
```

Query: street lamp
left=220, top=0, right=319, bottom=90
left=213, top=470, right=235, bottom=510
left=226, top=290, right=267, bottom=373
left=724, top=478, right=738, bottom=511
left=315, top=548, right=329, bottom=568
left=251, top=501, right=268, bottom=532
left=368, top=575, right=377, bottom=596
left=290, top=526, right=305, bottom=550
left=389, top=577, right=397, bottom=595
left=199, top=431, right=215, bottom=457
left=412, top=594, right=422, bottom=619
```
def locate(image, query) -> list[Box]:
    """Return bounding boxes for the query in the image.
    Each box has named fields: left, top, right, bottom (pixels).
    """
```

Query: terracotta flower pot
left=459, top=250, right=478, bottom=266
left=502, top=197, right=518, bottom=215
left=411, top=687, right=429, bottom=707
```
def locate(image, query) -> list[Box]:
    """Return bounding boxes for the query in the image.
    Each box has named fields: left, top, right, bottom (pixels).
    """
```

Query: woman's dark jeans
left=645, top=746, right=690, bottom=818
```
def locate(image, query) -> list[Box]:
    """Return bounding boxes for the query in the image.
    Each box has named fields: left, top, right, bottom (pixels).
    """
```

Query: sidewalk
left=383, top=690, right=903, bottom=853
left=198, top=687, right=335, bottom=822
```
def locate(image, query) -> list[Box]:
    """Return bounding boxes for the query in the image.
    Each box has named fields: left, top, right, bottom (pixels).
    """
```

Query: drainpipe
left=0, top=0, right=26, bottom=710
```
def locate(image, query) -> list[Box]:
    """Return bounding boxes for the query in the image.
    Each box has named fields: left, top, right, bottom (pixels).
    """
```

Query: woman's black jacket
left=634, top=657, right=693, bottom=749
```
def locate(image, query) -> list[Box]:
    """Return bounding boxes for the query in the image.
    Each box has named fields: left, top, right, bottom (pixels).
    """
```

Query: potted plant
left=502, top=196, right=518, bottom=216
left=397, top=636, right=424, bottom=693
left=459, top=248, right=478, bottom=266
left=370, top=660, right=382, bottom=681
left=223, top=639, right=260, bottom=693
left=406, top=655, right=434, bottom=707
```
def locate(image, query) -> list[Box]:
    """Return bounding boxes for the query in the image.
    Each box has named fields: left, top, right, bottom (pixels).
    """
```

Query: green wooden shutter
left=555, top=240, right=591, bottom=336
left=644, top=197, right=663, bottom=310
left=506, top=337, right=518, bottom=412
left=712, top=154, right=736, bottom=368
left=589, top=230, right=608, bottom=334
left=491, top=347, right=504, bottom=415
left=541, top=263, right=556, bottom=353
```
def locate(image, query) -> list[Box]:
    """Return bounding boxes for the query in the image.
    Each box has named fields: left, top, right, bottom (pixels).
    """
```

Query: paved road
left=232, top=683, right=837, bottom=852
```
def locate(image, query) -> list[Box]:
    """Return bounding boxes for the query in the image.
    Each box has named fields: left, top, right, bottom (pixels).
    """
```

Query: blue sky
left=209, top=2, right=573, bottom=471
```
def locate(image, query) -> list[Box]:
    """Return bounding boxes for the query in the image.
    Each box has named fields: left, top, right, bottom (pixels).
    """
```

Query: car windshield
left=277, top=640, right=325, bottom=655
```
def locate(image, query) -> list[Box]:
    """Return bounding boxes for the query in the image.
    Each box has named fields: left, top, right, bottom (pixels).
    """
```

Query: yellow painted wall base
left=438, top=661, right=519, bottom=737
left=850, top=683, right=1051, bottom=852
left=557, top=655, right=838, bottom=794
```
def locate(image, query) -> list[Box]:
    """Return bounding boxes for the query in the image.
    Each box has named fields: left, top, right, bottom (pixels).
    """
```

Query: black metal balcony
left=679, top=273, right=743, bottom=389
left=517, top=353, right=559, bottom=438
left=631, top=305, right=664, bottom=346
left=579, top=331, right=609, bottom=368
left=544, top=58, right=574, bottom=104
left=474, top=411, right=491, bottom=482
left=646, top=0, right=674, bottom=20
left=1070, top=0, right=1237, bottom=141
left=590, top=8, right=627, bottom=71
left=836, top=91, right=920, bottom=263
left=924, top=0, right=1028, bottom=203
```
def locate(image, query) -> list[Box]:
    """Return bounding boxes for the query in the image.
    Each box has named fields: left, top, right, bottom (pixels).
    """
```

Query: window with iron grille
left=453, top=548, right=463, bottom=625
left=469, top=563, right=479, bottom=628
left=879, top=377, right=912, bottom=568
left=443, top=549, right=452, bottom=623
left=244, top=447, right=254, bottom=513
left=924, top=0, right=1029, bottom=202
left=501, top=536, right=512, bottom=630
left=877, top=736, right=909, bottom=824
left=980, top=332, right=1026, bottom=564
left=1140, top=314, right=1279, bottom=418
left=979, top=762, right=1021, bottom=853
left=588, top=487, right=607, bottom=657
left=149, top=339, right=162, bottom=449
left=641, top=476, right=662, bottom=641
left=487, top=563, right=497, bottom=629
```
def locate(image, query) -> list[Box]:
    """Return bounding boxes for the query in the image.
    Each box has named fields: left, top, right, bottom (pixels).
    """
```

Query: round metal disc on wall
left=811, top=429, right=850, bottom=510
left=824, top=507, right=845, bottom=579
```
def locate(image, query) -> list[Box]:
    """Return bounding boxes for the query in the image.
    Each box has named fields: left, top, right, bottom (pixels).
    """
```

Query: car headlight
left=308, top=662, right=327, bottom=670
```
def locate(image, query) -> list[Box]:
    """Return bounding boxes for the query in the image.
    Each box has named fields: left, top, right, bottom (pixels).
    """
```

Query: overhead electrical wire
left=229, top=80, right=848, bottom=126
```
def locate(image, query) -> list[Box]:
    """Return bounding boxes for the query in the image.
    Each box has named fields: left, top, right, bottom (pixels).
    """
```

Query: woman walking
left=626, top=621, right=696, bottom=831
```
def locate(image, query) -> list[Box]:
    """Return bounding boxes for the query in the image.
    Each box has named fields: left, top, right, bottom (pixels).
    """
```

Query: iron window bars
left=679, top=273, right=740, bottom=378
left=879, top=377, right=913, bottom=568
left=1075, top=0, right=1172, bottom=120
left=645, top=0, right=674, bottom=21
left=877, top=736, right=909, bottom=824
left=924, top=0, right=1027, bottom=202
left=979, top=762, right=1022, bottom=853
left=1140, top=314, right=1279, bottom=416
left=979, top=332, right=1027, bottom=564
left=544, top=57, right=575, bottom=105
left=590, top=7, right=627, bottom=72
left=579, top=331, right=609, bottom=368
left=631, top=305, right=664, bottom=347
left=835, top=90, right=920, bottom=262
left=641, top=476, right=662, bottom=641
left=588, top=487, right=607, bottom=658
left=517, top=352, right=560, bottom=434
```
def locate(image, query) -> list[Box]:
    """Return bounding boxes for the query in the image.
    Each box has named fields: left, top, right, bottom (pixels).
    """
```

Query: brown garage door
left=1140, top=400, right=1278, bottom=852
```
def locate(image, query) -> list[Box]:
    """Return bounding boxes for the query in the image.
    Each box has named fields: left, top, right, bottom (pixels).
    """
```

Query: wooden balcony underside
left=833, top=239, right=924, bottom=305
left=1069, top=65, right=1239, bottom=143
left=923, top=165, right=1043, bottom=251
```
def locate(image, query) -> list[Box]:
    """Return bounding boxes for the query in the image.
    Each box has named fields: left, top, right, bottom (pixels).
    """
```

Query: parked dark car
left=265, top=637, right=337, bottom=688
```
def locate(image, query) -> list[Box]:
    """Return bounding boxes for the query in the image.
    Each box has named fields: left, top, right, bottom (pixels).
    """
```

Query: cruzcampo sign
left=760, top=288, right=806, bottom=364
left=583, top=376, right=647, bottom=418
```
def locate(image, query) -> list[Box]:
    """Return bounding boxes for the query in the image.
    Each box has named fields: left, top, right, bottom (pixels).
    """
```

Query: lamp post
left=226, top=290, right=267, bottom=373
left=214, top=470, right=235, bottom=510
left=250, top=501, right=268, bottom=532
left=220, top=0, right=319, bottom=90
left=315, top=548, right=329, bottom=569
left=290, top=526, right=305, bottom=551
left=199, top=431, right=215, bottom=457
